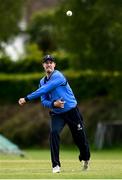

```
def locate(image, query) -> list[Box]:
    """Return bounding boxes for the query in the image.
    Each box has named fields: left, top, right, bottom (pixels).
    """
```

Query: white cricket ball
left=66, top=10, right=72, bottom=16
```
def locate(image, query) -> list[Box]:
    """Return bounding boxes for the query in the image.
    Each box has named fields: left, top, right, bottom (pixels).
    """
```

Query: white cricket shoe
left=82, top=161, right=89, bottom=171
left=52, top=165, right=60, bottom=173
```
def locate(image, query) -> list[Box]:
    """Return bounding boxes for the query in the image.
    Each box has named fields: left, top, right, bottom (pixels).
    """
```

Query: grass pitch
left=0, top=148, right=122, bottom=179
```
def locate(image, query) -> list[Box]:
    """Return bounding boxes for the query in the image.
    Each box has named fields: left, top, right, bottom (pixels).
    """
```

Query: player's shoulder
left=53, top=70, right=64, bottom=78
left=40, top=76, right=45, bottom=85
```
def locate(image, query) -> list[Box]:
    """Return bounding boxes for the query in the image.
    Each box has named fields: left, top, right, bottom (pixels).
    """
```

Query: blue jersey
left=26, top=70, right=77, bottom=114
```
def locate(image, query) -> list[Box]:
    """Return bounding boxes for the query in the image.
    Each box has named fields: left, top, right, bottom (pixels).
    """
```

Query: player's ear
left=54, top=62, right=56, bottom=67
left=42, top=62, right=45, bottom=67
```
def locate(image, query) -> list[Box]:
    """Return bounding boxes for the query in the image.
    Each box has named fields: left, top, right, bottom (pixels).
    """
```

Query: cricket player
left=18, top=55, right=90, bottom=173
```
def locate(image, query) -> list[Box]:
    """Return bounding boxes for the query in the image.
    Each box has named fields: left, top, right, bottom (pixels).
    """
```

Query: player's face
left=43, top=60, right=56, bottom=74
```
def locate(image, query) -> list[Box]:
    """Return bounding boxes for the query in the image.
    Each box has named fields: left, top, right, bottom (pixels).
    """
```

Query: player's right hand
left=18, top=98, right=26, bottom=106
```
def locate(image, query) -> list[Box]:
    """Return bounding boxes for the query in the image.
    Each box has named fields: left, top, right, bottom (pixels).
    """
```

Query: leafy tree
left=0, top=0, right=26, bottom=43
left=28, top=10, right=57, bottom=53
left=55, top=0, right=122, bottom=70
left=26, top=0, right=122, bottom=70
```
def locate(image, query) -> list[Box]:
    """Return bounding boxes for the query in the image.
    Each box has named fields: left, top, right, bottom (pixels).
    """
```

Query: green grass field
left=0, top=148, right=122, bottom=179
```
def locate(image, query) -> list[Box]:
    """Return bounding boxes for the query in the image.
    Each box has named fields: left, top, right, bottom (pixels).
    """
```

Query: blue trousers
left=49, top=106, right=90, bottom=167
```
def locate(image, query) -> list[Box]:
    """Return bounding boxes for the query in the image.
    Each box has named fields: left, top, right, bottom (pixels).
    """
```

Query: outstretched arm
left=26, top=77, right=65, bottom=101
left=18, top=96, right=65, bottom=108
left=18, top=73, right=66, bottom=106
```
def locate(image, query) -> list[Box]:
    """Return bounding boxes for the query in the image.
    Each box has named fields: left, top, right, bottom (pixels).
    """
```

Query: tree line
left=0, top=0, right=122, bottom=71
